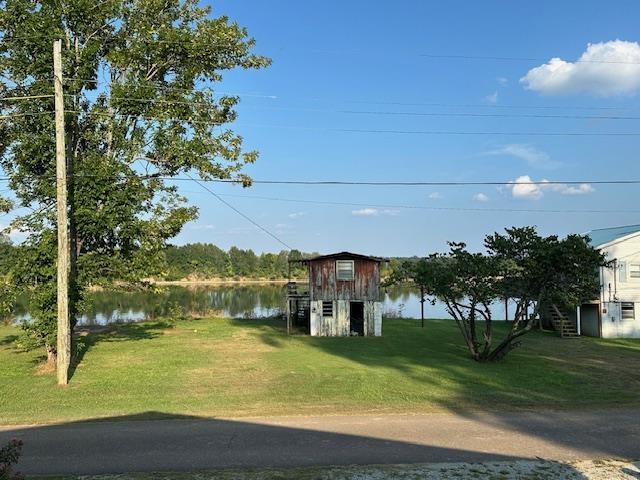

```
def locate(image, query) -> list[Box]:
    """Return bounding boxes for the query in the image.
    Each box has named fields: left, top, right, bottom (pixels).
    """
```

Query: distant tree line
left=163, top=244, right=315, bottom=280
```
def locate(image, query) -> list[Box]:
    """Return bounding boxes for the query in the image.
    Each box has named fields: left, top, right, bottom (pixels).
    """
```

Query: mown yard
left=1, top=318, right=639, bottom=425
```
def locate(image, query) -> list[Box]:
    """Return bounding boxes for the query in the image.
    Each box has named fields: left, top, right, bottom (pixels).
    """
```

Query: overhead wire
left=183, top=172, right=293, bottom=250
left=60, top=96, right=640, bottom=121
left=61, top=111, right=640, bottom=136
left=180, top=190, right=640, bottom=215
left=1, top=174, right=639, bottom=187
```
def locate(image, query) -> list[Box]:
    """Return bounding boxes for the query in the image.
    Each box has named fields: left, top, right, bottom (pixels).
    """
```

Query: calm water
left=13, top=284, right=514, bottom=326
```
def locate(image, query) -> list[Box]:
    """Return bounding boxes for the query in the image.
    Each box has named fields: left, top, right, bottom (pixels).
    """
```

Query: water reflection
left=13, top=284, right=515, bottom=326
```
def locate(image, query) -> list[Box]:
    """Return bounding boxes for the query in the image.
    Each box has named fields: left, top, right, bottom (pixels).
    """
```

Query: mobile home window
left=336, top=260, right=354, bottom=281
left=630, top=264, right=640, bottom=278
left=322, top=301, right=333, bottom=317
left=622, top=302, right=635, bottom=320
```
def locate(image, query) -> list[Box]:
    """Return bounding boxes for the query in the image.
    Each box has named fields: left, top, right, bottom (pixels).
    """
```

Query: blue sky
left=176, top=1, right=640, bottom=255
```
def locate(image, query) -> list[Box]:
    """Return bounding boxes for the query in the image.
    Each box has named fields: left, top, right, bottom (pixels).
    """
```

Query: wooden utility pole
left=53, top=39, right=70, bottom=386
left=420, top=286, right=425, bottom=328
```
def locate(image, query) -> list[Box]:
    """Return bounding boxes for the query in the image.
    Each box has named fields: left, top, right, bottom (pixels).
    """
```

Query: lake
left=12, top=284, right=515, bottom=326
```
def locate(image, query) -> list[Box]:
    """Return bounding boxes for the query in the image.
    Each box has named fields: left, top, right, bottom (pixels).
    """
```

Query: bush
left=0, top=439, right=23, bottom=480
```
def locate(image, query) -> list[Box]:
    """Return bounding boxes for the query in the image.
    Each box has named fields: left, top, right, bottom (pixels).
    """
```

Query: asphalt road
left=2, top=409, right=640, bottom=475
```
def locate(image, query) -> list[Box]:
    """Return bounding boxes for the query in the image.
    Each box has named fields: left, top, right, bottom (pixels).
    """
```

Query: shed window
left=336, top=260, right=354, bottom=281
left=630, top=264, right=640, bottom=279
left=322, top=301, right=333, bottom=317
left=622, top=302, right=635, bottom=320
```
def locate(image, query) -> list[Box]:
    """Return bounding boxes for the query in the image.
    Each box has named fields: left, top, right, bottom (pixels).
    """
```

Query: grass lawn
left=1, top=317, right=639, bottom=425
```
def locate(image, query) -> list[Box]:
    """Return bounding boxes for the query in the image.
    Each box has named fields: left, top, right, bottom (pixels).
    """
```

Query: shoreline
left=150, top=278, right=307, bottom=286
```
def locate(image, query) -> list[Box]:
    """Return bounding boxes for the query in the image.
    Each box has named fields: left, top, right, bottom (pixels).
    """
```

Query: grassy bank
left=1, top=318, right=639, bottom=425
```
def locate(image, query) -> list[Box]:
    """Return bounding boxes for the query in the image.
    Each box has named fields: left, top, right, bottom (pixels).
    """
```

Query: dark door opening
left=350, top=301, right=365, bottom=336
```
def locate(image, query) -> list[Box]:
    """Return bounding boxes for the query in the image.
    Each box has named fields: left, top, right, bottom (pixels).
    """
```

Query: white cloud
left=547, top=182, right=595, bottom=196
left=507, top=175, right=595, bottom=200
left=521, top=40, right=640, bottom=96
left=381, top=209, right=400, bottom=216
left=351, top=208, right=400, bottom=217
left=497, top=77, right=508, bottom=86
left=509, top=176, right=545, bottom=200
left=428, top=192, right=442, bottom=199
left=352, top=208, right=379, bottom=216
left=274, top=223, right=291, bottom=234
left=484, top=91, right=499, bottom=104
left=188, top=224, right=216, bottom=230
left=473, top=193, right=489, bottom=202
left=485, top=144, right=560, bottom=169
left=288, top=212, right=306, bottom=219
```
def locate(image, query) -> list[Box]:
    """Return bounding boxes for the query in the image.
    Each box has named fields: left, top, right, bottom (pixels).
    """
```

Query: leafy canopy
left=0, top=0, right=270, bottom=357
left=390, top=227, right=604, bottom=361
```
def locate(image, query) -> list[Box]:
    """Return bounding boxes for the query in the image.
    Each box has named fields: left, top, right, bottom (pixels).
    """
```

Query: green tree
left=390, top=227, right=604, bottom=362
left=0, top=0, right=270, bottom=363
left=485, top=227, right=604, bottom=356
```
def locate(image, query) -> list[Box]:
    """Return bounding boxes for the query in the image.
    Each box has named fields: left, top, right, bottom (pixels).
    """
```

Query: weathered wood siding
left=309, top=258, right=380, bottom=302
left=364, top=301, right=383, bottom=336
left=310, top=300, right=382, bottom=337
left=310, top=300, right=349, bottom=336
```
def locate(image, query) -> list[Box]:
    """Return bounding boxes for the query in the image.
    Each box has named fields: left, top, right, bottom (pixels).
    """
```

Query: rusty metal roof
left=290, top=251, right=387, bottom=264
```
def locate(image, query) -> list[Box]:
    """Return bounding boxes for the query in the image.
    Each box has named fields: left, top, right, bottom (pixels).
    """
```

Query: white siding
left=309, top=300, right=382, bottom=337
left=374, top=302, right=382, bottom=336
left=600, top=301, right=640, bottom=338
left=597, top=234, right=640, bottom=338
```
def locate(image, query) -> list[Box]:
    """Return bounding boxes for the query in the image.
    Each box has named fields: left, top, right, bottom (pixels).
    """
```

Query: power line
left=184, top=173, right=293, bottom=250
left=210, top=192, right=640, bottom=215
left=1, top=174, right=640, bottom=187
left=329, top=127, right=640, bottom=137
left=62, top=78, right=640, bottom=111
left=0, top=94, right=54, bottom=101
left=337, top=109, right=640, bottom=121
left=419, top=53, right=640, bottom=65
left=65, top=96, right=640, bottom=121
left=195, top=179, right=640, bottom=187
left=63, top=111, right=640, bottom=136
left=1, top=35, right=636, bottom=65
left=346, top=100, right=640, bottom=111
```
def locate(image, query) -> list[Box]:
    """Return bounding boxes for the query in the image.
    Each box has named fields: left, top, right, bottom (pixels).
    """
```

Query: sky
left=170, top=0, right=640, bottom=256
left=13, top=0, right=640, bottom=257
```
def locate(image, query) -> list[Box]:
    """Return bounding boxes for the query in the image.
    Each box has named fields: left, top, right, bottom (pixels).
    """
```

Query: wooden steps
left=548, top=304, right=579, bottom=338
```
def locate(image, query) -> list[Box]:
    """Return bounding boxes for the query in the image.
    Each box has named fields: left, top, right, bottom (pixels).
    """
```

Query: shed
left=285, top=252, right=386, bottom=336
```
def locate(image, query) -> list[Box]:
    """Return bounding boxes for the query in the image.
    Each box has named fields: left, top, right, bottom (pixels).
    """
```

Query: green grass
left=1, top=318, right=639, bottom=425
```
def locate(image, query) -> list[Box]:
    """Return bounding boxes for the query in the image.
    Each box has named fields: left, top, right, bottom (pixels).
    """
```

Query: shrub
left=0, top=439, right=23, bottom=480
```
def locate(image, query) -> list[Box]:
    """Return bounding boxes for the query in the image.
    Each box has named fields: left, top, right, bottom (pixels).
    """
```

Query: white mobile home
left=579, top=224, right=640, bottom=338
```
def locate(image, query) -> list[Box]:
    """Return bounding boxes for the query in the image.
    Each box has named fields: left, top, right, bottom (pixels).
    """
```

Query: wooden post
left=54, top=39, right=70, bottom=386
left=504, top=297, right=509, bottom=322
left=420, top=286, right=425, bottom=328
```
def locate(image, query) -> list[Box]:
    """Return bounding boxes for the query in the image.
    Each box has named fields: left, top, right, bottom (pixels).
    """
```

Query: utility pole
left=420, top=286, right=425, bottom=328
left=53, top=39, right=70, bottom=386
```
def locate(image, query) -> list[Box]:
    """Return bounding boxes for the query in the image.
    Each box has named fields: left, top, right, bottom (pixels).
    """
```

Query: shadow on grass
left=0, top=411, right=597, bottom=478
left=230, top=316, right=640, bottom=411
left=0, top=334, right=18, bottom=346
left=69, top=321, right=171, bottom=380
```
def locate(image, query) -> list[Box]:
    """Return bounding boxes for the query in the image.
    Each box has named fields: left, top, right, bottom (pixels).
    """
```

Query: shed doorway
left=350, top=301, right=365, bottom=336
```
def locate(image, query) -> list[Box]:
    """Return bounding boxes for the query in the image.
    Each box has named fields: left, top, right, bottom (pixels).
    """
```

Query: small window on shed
left=336, top=260, right=354, bottom=281
left=622, top=302, right=635, bottom=320
left=322, top=301, right=333, bottom=317
left=630, top=264, right=640, bottom=279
